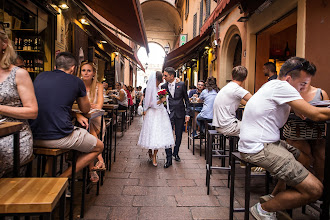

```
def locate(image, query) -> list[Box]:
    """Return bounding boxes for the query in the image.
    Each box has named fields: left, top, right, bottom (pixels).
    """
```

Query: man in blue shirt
left=30, top=52, right=104, bottom=178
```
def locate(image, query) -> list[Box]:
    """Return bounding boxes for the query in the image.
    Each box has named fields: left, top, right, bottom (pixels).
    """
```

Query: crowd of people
left=1, top=24, right=330, bottom=220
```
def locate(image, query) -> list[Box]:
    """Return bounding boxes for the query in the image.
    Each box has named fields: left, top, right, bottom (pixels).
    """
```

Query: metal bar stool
left=229, top=152, right=270, bottom=220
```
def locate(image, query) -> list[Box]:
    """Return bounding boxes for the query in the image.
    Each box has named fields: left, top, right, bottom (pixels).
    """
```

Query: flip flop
left=92, top=161, right=106, bottom=171
left=89, top=171, right=99, bottom=183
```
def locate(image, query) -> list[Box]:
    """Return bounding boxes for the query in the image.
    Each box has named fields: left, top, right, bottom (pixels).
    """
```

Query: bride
left=138, top=71, right=175, bottom=166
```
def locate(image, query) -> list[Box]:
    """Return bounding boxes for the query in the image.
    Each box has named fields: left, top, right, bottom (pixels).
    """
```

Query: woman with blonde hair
left=77, top=61, right=105, bottom=182
left=0, top=27, right=38, bottom=176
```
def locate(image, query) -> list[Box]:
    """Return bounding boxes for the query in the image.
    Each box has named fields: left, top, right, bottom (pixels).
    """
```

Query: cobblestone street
left=80, top=116, right=320, bottom=220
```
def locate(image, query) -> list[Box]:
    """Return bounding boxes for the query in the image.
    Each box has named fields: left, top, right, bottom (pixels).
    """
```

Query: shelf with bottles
left=24, top=58, right=44, bottom=73
left=13, top=36, right=43, bottom=52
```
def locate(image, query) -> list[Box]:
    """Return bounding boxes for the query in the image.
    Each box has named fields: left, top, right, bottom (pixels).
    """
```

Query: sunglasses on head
left=284, top=60, right=309, bottom=76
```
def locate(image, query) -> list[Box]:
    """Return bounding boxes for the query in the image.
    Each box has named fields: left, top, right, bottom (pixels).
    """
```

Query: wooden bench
left=0, top=178, right=68, bottom=219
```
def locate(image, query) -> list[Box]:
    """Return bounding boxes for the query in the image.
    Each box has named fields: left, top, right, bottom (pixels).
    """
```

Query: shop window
left=193, top=13, right=197, bottom=38
left=1, top=0, right=54, bottom=81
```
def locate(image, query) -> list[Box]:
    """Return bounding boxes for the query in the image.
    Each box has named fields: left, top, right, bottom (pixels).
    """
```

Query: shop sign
left=180, top=34, right=187, bottom=46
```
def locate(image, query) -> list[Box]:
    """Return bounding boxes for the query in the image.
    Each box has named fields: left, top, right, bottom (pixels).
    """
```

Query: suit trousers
left=165, top=115, right=185, bottom=161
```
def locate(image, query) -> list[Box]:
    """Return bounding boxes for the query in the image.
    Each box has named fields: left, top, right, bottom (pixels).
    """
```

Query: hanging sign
left=180, top=34, right=188, bottom=46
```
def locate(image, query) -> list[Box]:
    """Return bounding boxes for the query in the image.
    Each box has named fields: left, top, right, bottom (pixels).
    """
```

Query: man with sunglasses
left=239, top=57, right=330, bottom=219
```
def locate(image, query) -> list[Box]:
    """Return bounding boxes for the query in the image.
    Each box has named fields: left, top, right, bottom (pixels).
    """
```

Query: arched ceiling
left=141, top=0, right=181, bottom=51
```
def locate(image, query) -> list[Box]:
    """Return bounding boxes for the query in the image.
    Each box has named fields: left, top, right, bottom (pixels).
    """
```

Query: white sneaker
left=250, top=203, right=277, bottom=220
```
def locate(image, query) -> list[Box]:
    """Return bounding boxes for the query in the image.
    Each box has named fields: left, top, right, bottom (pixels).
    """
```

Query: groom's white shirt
left=168, top=81, right=175, bottom=97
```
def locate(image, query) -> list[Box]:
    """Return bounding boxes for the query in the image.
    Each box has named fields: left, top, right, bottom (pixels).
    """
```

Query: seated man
left=263, top=61, right=278, bottom=81
left=239, top=57, right=330, bottom=219
left=30, top=52, right=104, bottom=178
left=195, top=76, right=219, bottom=137
left=212, top=66, right=251, bottom=136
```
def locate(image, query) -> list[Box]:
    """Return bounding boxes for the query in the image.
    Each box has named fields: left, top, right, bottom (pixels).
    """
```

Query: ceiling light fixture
left=58, top=0, right=69, bottom=10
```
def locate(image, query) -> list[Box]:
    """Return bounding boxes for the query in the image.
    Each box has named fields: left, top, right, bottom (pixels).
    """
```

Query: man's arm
left=77, top=96, right=91, bottom=114
left=240, top=93, right=252, bottom=105
left=288, top=99, right=330, bottom=121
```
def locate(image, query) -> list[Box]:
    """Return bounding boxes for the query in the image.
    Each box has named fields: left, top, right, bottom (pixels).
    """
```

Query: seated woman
left=195, top=76, right=219, bottom=137
left=111, top=82, right=128, bottom=110
left=283, top=80, right=329, bottom=182
left=77, top=61, right=105, bottom=183
left=0, top=28, right=38, bottom=177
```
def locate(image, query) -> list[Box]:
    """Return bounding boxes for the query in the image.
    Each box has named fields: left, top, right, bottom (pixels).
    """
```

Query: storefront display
left=0, top=0, right=54, bottom=80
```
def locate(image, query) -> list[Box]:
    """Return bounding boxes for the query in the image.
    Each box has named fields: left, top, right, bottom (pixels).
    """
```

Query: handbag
left=137, top=105, right=143, bottom=116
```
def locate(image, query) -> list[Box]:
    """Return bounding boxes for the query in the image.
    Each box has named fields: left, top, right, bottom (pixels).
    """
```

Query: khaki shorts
left=240, top=140, right=309, bottom=186
left=34, top=127, right=97, bottom=153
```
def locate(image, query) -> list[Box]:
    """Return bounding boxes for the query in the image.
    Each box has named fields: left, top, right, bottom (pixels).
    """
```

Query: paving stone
left=167, top=179, right=196, bottom=187
left=147, top=186, right=182, bottom=196
left=98, top=185, right=124, bottom=195
left=108, top=207, right=138, bottom=220
left=191, top=207, right=229, bottom=219
left=82, top=206, right=110, bottom=219
left=106, top=172, right=130, bottom=179
left=133, top=195, right=177, bottom=207
left=103, top=178, right=139, bottom=186
left=175, top=195, right=220, bottom=207
left=139, top=207, right=192, bottom=220
left=139, top=178, right=168, bottom=187
left=181, top=186, right=218, bottom=196
left=123, top=186, right=148, bottom=196
left=94, top=195, right=134, bottom=206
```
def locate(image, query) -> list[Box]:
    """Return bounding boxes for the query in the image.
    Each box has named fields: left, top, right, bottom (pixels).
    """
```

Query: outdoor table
left=0, top=122, right=23, bottom=177
left=103, top=104, right=118, bottom=163
left=0, top=178, right=68, bottom=219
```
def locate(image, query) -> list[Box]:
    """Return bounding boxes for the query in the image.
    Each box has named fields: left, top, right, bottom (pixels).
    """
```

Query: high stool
left=229, top=152, right=270, bottom=220
left=33, top=147, right=69, bottom=177
left=104, top=119, right=112, bottom=171
left=206, top=130, right=232, bottom=194
left=196, top=118, right=212, bottom=157
left=117, top=110, right=126, bottom=134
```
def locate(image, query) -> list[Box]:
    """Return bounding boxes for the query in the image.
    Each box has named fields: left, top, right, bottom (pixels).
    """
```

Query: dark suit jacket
left=161, top=81, right=190, bottom=119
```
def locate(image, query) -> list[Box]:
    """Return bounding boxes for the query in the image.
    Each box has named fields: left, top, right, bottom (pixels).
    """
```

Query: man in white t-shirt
left=239, top=57, right=330, bottom=219
left=212, top=66, right=252, bottom=136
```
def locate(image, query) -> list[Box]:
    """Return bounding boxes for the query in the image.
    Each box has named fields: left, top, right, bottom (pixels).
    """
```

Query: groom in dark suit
left=162, top=67, right=190, bottom=168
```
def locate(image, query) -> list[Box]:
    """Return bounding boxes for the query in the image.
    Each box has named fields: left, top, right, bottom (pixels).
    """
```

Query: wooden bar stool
left=229, top=152, right=270, bottom=220
left=0, top=178, right=68, bottom=219
left=33, top=147, right=69, bottom=177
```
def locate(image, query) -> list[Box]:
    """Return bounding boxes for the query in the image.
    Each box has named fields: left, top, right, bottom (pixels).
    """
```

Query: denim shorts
left=240, top=140, right=309, bottom=186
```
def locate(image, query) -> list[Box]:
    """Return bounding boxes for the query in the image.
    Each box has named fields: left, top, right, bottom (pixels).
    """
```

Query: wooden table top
left=0, top=122, right=23, bottom=138
left=103, top=104, right=119, bottom=110
left=0, top=178, right=68, bottom=214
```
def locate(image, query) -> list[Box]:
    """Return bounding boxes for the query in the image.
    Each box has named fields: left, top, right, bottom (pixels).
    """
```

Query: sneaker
left=260, top=194, right=274, bottom=203
left=250, top=203, right=277, bottom=220
left=65, top=188, right=71, bottom=198
left=259, top=197, right=292, bottom=220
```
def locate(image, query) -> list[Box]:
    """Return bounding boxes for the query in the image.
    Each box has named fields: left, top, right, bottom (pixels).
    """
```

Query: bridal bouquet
left=157, top=89, right=168, bottom=107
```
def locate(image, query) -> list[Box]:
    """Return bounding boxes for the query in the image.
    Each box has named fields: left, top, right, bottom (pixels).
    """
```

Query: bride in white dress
left=138, top=71, right=175, bottom=166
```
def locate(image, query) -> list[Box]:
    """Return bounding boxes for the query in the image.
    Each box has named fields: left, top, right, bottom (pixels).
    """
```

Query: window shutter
left=185, top=0, right=189, bottom=20
left=193, top=13, right=197, bottom=38
left=206, top=0, right=210, bottom=18
left=199, top=0, right=203, bottom=31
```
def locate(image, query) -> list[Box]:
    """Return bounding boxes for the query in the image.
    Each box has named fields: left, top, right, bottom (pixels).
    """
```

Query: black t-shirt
left=30, top=70, right=86, bottom=140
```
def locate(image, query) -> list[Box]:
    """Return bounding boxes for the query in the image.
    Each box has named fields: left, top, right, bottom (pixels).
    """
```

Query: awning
left=78, top=0, right=149, bottom=53
left=86, top=16, right=145, bottom=72
left=163, top=28, right=212, bottom=69
left=200, top=0, right=268, bottom=35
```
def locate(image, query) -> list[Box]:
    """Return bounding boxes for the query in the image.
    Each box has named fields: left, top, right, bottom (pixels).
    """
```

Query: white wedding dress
left=138, top=73, right=174, bottom=150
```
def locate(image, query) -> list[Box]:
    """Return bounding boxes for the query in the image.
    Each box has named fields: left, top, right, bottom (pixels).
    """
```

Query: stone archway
left=141, top=0, right=181, bottom=52
left=220, top=25, right=242, bottom=83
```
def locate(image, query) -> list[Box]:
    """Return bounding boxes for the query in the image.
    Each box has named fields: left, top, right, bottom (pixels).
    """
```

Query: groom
left=162, top=67, right=190, bottom=168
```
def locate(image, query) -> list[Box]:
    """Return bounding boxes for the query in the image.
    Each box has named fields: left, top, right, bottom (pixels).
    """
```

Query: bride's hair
left=156, top=71, right=163, bottom=83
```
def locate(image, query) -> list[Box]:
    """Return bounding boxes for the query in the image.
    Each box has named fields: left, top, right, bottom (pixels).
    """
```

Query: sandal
left=152, top=154, right=157, bottom=167
left=90, top=171, right=99, bottom=183
left=92, top=161, right=106, bottom=171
